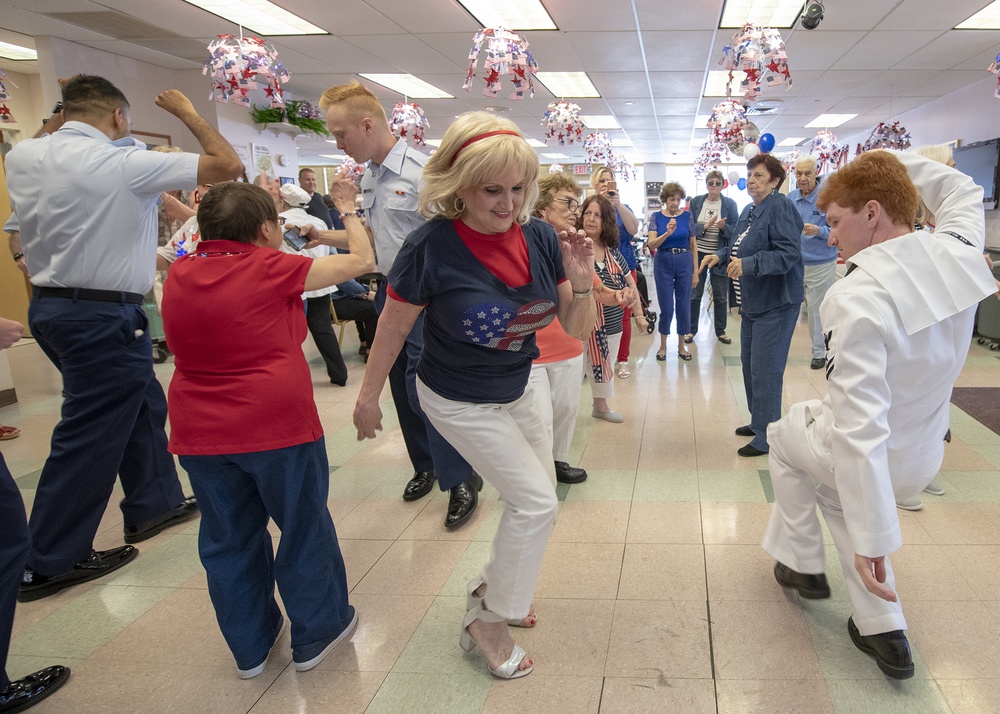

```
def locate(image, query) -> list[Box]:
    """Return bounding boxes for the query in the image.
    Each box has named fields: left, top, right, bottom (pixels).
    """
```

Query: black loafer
left=738, top=444, right=768, bottom=457
left=19, top=546, right=138, bottom=602
left=848, top=616, right=914, bottom=679
left=554, top=461, right=587, bottom=484
left=717, top=334, right=732, bottom=344
left=810, top=357, right=827, bottom=370
left=123, top=496, right=199, bottom=544
left=735, top=425, right=755, bottom=437
left=773, top=562, right=831, bottom=599
left=402, top=471, right=436, bottom=501
left=0, top=665, right=71, bottom=713
left=445, top=473, right=483, bottom=529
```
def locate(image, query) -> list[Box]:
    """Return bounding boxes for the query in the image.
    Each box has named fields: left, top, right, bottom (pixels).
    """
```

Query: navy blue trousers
left=653, top=251, right=694, bottom=336
left=374, top=284, right=472, bottom=491
left=0, top=454, right=29, bottom=690
left=27, top=295, right=185, bottom=575
left=181, top=437, right=351, bottom=668
left=741, top=303, right=800, bottom=451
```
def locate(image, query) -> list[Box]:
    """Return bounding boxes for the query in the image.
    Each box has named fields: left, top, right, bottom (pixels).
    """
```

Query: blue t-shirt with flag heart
left=388, top=216, right=565, bottom=404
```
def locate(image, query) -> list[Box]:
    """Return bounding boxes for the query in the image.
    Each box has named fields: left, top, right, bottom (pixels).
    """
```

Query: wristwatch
left=12, top=252, right=24, bottom=262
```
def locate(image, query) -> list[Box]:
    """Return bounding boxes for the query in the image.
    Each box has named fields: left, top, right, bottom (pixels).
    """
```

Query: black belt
left=33, top=287, right=144, bottom=304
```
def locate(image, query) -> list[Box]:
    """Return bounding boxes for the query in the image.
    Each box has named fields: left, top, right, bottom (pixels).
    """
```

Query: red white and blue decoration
left=548, top=163, right=565, bottom=174
left=542, top=100, right=585, bottom=145
left=339, top=157, right=367, bottom=180
left=390, top=102, right=429, bottom=147
left=707, top=100, right=748, bottom=144
left=459, top=300, right=556, bottom=351
left=694, top=138, right=730, bottom=179
left=463, top=27, right=538, bottom=100
left=855, top=120, right=912, bottom=155
left=609, top=153, right=638, bottom=181
left=583, top=132, right=614, bottom=165
left=989, top=52, right=1000, bottom=98
left=0, top=68, right=16, bottom=124
left=809, top=129, right=849, bottom=174
left=718, top=24, right=792, bottom=101
left=204, top=34, right=290, bottom=108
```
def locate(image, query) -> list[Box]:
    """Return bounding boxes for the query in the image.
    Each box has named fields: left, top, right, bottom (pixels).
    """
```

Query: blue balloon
left=759, top=133, right=775, bottom=154
left=737, top=178, right=747, bottom=190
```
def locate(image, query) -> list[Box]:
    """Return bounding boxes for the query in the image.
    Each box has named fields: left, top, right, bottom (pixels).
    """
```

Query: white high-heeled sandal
left=466, top=575, right=536, bottom=627
left=459, top=604, right=533, bottom=679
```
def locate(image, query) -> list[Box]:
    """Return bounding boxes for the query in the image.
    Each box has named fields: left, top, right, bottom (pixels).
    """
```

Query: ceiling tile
left=832, top=31, right=942, bottom=70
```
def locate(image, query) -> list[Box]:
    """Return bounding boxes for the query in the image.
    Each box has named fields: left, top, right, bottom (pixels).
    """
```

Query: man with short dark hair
left=5, top=74, right=244, bottom=601
left=299, top=167, right=336, bottom=230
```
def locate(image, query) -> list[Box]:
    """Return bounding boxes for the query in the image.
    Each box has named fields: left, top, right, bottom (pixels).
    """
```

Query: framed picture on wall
left=645, top=181, right=663, bottom=198
left=279, top=177, right=295, bottom=185
left=132, top=130, right=171, bottom=148
left=647, top=197, right=662, bottom=212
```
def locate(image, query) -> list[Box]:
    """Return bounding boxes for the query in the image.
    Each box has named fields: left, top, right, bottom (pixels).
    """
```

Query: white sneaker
left=923, top=477, right=945, bottom=496
left=238, top=616, right=287, bottom=679
left=896, top=497, right=923, bottom=511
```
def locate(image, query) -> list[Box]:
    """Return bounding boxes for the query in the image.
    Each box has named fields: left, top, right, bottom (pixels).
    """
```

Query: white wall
left=215, top=102, right=300, bottom=183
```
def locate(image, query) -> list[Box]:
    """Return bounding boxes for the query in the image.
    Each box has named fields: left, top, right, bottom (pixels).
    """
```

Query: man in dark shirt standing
left=300, top=168, right=339, bottom=230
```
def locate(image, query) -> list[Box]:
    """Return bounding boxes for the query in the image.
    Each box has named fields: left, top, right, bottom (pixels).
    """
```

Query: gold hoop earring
left=454, top=196, right=465, bottom=213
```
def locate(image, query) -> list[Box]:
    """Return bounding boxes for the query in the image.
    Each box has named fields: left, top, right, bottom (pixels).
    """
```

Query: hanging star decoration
left=204, top=34, right=290, bottom=109
left=339, top=157, right=367, bottom=180
left=390, top=102, right=429, bottom=147
left=989, top=53, right=1000, bottom=98
left=548, top=163, right=565, bottom=174
left=0, top=68, right=16, bottom=123
left=609, top=153, right=637, bottom=181
left=583, top=132, right=614, bottom=165
left=707, top=100, right=748, bottom=143
left=780, top=149, right=802, bottom=174
left=694, top=138, right=730, bottom=179
left=541, top=100, right=585, bottom=145
left=809, top=130, right=848, bottom=174
left=718, top=23, right=792, bottom=101
left=463, top=27, right=538, bottom=100
left=857, top=121, right=912, bottom=154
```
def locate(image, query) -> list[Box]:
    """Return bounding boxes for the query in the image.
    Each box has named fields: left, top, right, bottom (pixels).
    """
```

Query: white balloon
left=728, top=171, right=740, bottom=184
left=743, top=143, right=760, bottom=160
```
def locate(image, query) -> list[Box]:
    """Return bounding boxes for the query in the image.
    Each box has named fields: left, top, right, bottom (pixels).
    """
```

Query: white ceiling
left=1, top=0, right=998, bottom=165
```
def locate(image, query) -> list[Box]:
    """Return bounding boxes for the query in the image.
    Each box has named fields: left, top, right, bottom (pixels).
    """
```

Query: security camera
left=801, top=0, right=824, bottom=30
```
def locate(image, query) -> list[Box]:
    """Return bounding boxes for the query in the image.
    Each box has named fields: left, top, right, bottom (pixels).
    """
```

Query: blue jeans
left=690, top=251, right=729, bottom=336
left=740, top=303, right=800, bottom=451
left=27, top=294, right=184, bottom=574
left=0, top=454, right=29, bottom=690
left=374, top=284, right=473, bottom=491
left=653, top=251, right=694, bottom=336
left=180, top=437, right=351, bottom=669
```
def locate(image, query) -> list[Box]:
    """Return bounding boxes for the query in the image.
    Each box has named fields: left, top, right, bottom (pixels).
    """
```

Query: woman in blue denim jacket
left=700, top=154, right=804, bottom=457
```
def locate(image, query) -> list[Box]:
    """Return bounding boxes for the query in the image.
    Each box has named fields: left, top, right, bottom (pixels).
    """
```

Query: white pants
left=761, top=401, right=907, bottom=635
left=803, top=261, right=837, bottom=359
left=584, top=332, right=622, bottom=400
left=529, top=354, right=584, bottom=463
left=416, top=377, right=558, bottom=620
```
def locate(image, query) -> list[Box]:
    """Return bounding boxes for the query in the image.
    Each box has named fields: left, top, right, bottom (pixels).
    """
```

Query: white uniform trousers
left=416, top=377, right=558, bottom=620
left=528, top=353, right=584, bottom=463
left=761, top=401, right=907, bottom=636
left=584, top=332, right=622, bottom=400
left=802, top=261, right=837, bottom=359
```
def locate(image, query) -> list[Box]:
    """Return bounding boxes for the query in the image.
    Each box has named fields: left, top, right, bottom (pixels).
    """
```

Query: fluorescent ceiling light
left=535, top=72, right=601, bottom=98
left=804, top=113, right=857, bottom=128
left=778, top=137, right=806, bottom=146
left=694, top=114, right=711, bottom=127
left=957, top=1, right=1000, bottom=28
left=456, top=0, right=556, bottom=30
left=581, top=115, right=620, bottom=129
left=525, top=138, right=546, bottom=147
left=542, top=152, right=570, bottom=159
left=359, top=74, right=453, bottom=99
left=0, top=40, right=37, bottom=60
left=720, top=0, right=803, bottom=28
left=182, top=0, right=326, bottom=35
left=704, top=71, right=748, bottom=97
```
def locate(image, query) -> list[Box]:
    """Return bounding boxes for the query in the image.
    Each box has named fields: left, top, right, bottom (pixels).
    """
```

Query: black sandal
left=678, top=352, right=692, bottom=361
left=717, top=334, right=732, bottom=344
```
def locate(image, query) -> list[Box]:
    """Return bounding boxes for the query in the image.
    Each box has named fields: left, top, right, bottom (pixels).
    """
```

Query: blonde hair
left=534, top=173, right=582, bottom=216
left=419, top=112, right=540, bottom=225
left=590, top=165, right=613, bottom=190
left=318, top=81, right=387, bottom=123
left=913, top=144, right=953, bottom=165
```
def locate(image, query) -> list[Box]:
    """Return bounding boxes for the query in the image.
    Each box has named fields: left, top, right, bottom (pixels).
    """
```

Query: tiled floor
left=4, top=300, right=1000, bottom=713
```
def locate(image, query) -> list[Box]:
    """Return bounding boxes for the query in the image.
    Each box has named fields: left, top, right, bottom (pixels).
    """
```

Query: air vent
left=45, top=12, right=179, bottom=40
left=746, top=106, right=778, bottom=115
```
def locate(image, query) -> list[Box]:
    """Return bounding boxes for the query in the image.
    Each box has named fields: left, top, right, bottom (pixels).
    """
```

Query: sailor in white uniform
left=760, top=150, right=997, bottom=679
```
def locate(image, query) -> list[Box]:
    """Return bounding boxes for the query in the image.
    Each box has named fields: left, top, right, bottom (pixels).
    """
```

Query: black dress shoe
left=402, top=471, right=436, bottom=501
left=445, top=473, right=483, bottom=529
left=123, top=496, right=199, bottom=544
left=0, top=665, right=71, bottom=713
left=738, top=444, right=768, bottom=457
left=18, top=546, right=138, bottom=602
left=554, top=461, right=587, bottom=484
left=848, top=616, right=914, bottom=679
left=734, top=425, right=755, bottom=437
left=717, top=334, right=732, bottom=344
left=773, top=562, right=831, bottom=599
left=810, top=357, right=827, bottom=370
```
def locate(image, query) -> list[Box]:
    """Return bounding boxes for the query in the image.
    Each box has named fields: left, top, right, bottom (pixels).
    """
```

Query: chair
left=329, top=302, right=348, bottom=344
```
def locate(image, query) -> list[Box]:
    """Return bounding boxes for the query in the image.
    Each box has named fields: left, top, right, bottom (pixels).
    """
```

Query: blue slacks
left=180, top=437, right=351, bottom=669
left=653, top=251, right=694, bottom=336
left=374, top=284, right=472, bottom=491
left=0, top=454, right=29, bottom=690
left=27, top=295, right=184, bottom=575
left=740, top=303, right=800, bottom=451
left=690, top=251, right=730, bottom=337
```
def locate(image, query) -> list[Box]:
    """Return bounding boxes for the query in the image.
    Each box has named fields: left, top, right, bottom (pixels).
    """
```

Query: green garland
left=249, top=101, right=330, bottom=137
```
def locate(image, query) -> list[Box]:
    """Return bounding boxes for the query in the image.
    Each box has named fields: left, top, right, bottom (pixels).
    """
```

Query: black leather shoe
left=735, top=425, right=755, bottom=437
left=19, top=546, right=138, bottom=602
left=773, top=562, right=831, bottom=599
left=554, top=461, right=587, bottom=484
left=810, top=357, right=827, bottom=370
left=717, top=334, right=732, bottom=344
left=848, top=616, right=914, bottom=679
left=402, top=471, right=436, bottom=501
left=445, top=473, right=483, bottom=529
left=124, top=496, right=199, bottom=544
left=0, top=665, right=71, bottom=712
left=738, top=444, right=768, bottom=457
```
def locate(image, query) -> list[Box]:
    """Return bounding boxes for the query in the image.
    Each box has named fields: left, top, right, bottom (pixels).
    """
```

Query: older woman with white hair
left=354, top=112, right=596, bottom=679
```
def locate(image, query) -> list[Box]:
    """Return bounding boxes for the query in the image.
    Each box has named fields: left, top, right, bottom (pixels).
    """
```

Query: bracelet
left=572, top=288, right=593, bottom=299
left=339, top=209, right=364, bottom=221
left=12, top=252, right=23, bottom=262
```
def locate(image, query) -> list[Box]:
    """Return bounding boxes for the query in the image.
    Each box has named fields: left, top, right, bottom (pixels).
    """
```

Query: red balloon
left=723, top=180, right=729, bottom=189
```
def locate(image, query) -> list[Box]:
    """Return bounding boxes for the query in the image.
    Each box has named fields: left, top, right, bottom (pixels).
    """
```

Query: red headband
left=449, top=130, right=521, bottom=166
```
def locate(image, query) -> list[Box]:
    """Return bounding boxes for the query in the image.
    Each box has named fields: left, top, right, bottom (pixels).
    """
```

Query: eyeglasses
left=554, top=197, right=580, bottom=213
left=706, top=180, right=723, bottom=187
